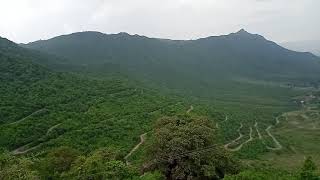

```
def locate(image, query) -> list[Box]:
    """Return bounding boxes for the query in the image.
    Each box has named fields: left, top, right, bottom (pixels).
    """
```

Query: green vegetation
left=1, top=29, right=320, bottom=179
left=299, top=156, right=318, bottom=180
left=143, top=116, right=240, bottom=179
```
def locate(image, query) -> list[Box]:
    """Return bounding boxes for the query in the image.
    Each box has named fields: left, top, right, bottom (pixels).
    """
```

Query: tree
left=0, top=151, right=39, bottom=180
left=41, top=146, right=79, bottom=178
left=145, top=115, right=240, bottom=179
left=300, top=156, right=318, bottom=180
left=223, top=169, right=294, bottom=180
left=137, top=171, right=164, bottom=180
left=66, top=148, right=137, bottom=179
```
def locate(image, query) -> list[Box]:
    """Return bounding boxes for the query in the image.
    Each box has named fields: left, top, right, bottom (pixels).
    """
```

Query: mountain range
left=23, top=29, right=320, bottom=89
left=1, top=29, right=320, bottom=179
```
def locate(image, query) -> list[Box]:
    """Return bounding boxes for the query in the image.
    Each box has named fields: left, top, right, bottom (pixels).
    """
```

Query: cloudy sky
left=0, top=0, right=319, bottom=43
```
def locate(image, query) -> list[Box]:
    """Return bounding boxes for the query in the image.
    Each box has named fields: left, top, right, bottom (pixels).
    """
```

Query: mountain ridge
left=21, top=30, right=320, bottom=95
left=22, top=29, right=320, bottom=59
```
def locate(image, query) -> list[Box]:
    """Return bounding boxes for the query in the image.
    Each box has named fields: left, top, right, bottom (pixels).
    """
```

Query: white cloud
left=0, top=0, right=319, bottom=43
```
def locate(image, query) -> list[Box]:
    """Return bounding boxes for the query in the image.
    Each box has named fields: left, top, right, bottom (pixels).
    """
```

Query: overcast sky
left=0, top=0, right=319, bottom=43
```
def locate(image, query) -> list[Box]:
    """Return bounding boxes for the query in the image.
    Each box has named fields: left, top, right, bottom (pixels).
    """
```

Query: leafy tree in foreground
left=40, top=146, right=79, bottom=178
left=299, top=156, right=318, bottom=180
left=145, top=115, right=240, bottom=179
left=136, top=171, right=165, bottom=180
left=223, top=169, right=295, bottom=180
left=65, top=148, right=137, bottom=180
left=0, top=151, right=39, bottom=180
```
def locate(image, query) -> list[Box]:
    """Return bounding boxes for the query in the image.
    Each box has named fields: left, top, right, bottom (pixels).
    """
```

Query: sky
left=0, top=0, right=319, bottom=43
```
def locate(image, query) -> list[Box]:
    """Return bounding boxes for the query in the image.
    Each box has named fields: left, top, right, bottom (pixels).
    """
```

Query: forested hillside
left=24, top=29, right=320, bottom=89
left=1, top=32, right=320, bottom=179
left=0, top=36, right=187, bottom=178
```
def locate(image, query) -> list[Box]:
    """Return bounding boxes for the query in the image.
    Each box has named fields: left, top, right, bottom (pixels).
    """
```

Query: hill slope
left=23, top=29, right=320, bottom=88
left=2, top=33, right=320, bottom=178
left=0, top=36, right=184, bottom=154
left=281, top=40, right=320, bottom=56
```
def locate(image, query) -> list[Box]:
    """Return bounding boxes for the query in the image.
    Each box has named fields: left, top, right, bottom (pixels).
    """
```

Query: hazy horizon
left=1, top=0, right=319, bottom=44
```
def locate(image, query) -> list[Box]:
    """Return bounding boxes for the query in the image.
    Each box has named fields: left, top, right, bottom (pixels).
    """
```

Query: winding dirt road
left=216, top=115, right=228, bottom=129
left=186, top=105, right=194, bottom=114
left=265, top=125, right=283, bottom=150
left=227, top=127, right=253, bottom=152
left=9, top=109, right=46, bottom=125
left=223, top=115, right=228, bottom=122
left=254, top=122, right=262, bottom=139
left=125, top=104, right=194, bottom=164
left=275, top=116, right=280, bottom=125
left=12, top=123, right=62, bottom=155
left=224, top=123, right=244, bottom=150
left=124, top=133, right=147, bottom=165
left=216, top=123, right=219, bottom=128
left=46, top=123, right=61, bottom=135
left=12, top=143, right=40, bottom=155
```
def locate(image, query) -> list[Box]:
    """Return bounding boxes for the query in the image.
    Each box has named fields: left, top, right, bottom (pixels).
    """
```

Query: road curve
left=224, top=123, right=244, bottom=149
left=186, top=105, right=194, bottom=114
left=9, top=109, right=46, bottom=125
left=254, top=122, right=262, bottom=139
left=265, top=125, right=282, bottom=150
left=12, top=123, right=62, bottom=155
left=124, top=133, right=147, bottom=165
left=227, top=127, right=253, bottom=152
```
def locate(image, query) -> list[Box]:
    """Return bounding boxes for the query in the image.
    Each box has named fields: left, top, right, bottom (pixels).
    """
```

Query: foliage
left=137, top=171, right=165, bottom=180
left=39, top=146, right=79, bottom=178
left=1, top=29, right=320, bottom=179
left=299, top=156, right=318, bottom=180
left=65, top=148, right=137, bottom=180
left=24, top=30, right=320, bottom=88
left=145, top=115, right=240, bottom=179
left=0, top=151, right=40, bottom=180
left=224, top=169, right=295, bottom=180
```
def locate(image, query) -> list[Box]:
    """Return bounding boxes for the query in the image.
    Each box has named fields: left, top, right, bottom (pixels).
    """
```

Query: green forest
left=1, top=28, right=320, bottom=180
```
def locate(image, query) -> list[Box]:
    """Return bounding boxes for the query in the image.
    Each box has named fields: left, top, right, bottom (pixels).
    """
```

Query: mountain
left=0, top=37, right=51, bottom=84
left=0, top=35, right=184, bottom=157
left=2, top=33, right=320, bottom=178
left=281, top=40, right=320, bottom=56
left=23, top=29, right=320, bottom=91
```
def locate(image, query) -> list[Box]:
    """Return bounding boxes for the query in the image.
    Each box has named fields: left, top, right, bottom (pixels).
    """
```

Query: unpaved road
left=254, top=122, right=262, bottom=139
left=186, top=105, right=194, bottom=114
left=9, top=109, right=46, bottom=125
left=223, top=115, right=228, bottom=122
left=224, top=123, right=243, bottom=149
left=265, top=125, right=283, bottom=150
left=227, top=127, right=253, bottom=152
left=46, top=123, right=61, bottom=135
left=124, top=133, right=147, bottom=165
left=216, top=115, right=228, bottom=129
left=275, top=117, right=280, bottom=125
left=12, top=123, right=62, bottom=155
left=125, top=104, right=193, bottom=164
left=12, top=143, right=41, bottom=155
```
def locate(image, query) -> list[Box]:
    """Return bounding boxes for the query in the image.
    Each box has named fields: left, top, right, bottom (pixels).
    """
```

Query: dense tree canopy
left=1, top=29, right=320, bottom=179
left=299, top=156, right=318, bottom=180
left=145, top=115, right=240, bottom=179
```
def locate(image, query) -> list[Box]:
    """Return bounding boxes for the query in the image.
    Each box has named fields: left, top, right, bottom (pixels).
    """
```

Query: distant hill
left=0, top=35, right=187, bottom=166
left=2, top=33, right=319, bottom=178
left=22, top=30, right=320, bottom=101
left=23, top=30, right=320, bottom=88
left=0, top=37, right=51, bottom=85
left=281, top=40, right=320, bottom=56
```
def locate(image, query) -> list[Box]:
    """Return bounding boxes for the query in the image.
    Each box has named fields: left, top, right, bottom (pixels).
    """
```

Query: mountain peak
left=0, top=36, right=18, bottom=48
left=228, top=29, right=267, bottom=41
left=235, top=29, right=250, bottom=35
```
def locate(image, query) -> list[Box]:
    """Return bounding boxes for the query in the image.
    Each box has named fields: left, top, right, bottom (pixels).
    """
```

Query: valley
left=1, top=30, right=320, bottom=179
